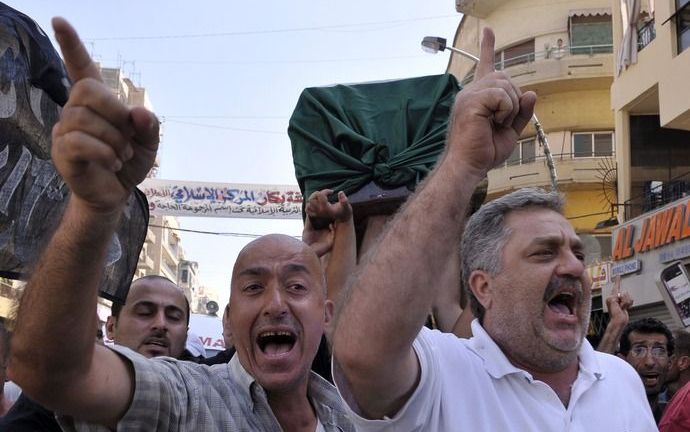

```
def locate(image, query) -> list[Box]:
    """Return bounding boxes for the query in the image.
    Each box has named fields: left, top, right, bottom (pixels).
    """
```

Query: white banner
left=140, top=178, right=303, bottom=219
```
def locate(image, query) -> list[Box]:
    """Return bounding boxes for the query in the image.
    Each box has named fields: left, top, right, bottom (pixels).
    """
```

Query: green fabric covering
left=288, top=74, right=460, bottom=202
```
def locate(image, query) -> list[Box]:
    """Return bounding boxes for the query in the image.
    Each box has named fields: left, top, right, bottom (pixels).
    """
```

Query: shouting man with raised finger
left=7, top=18, right=353, bottom=432
left=330, top=27, right=655, bottom=431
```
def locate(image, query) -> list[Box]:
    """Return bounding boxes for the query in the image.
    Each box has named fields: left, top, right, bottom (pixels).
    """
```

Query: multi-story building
left=178, top=260, right=199, bottom=305
left=608, top=0, right=690, bottom=327
left=141, top=215, right=185, bottom=282
left=448, top=0, right=620, bottom=337
left=611, top=0, right=690, bottom=214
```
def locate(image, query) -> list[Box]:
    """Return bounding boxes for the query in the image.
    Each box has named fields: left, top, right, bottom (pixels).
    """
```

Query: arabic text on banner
left=140, top=178, right=303, bottom=219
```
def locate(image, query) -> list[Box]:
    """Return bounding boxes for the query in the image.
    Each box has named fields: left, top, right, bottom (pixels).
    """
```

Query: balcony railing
left=499, top=151, right=615, bottom=168
left=486, top=151, right=616, bottom=195
left=568, top=44, right=614, bottom=56
left=623, top=171, right=690, bottom=220
left=461, top=43, right=614, bottom=85
left=161, top=261, right=178, bottom=281
left=137, top=253, right=154, bottom=271
left=638, top=20, right=655, bottom=51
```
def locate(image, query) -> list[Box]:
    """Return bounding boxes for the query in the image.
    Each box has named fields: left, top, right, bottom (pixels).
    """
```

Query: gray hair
left=460, top=188, right=564, bottom=323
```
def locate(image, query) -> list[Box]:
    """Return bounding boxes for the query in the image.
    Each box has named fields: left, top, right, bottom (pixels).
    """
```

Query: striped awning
left=569, top=8, right=612, bottom=17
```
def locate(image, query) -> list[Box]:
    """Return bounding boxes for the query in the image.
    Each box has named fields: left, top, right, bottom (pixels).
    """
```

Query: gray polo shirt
left=60, top=345, right=354, bottom=432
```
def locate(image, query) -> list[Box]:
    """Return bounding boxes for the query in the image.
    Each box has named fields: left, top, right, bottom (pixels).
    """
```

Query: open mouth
left=641, top=373, right=660, bottom=387
left=256, top=331, right=296, bottom=356
left=143, top=337, right=169, bottom=349
left=547, top=292, right=576, bottom=316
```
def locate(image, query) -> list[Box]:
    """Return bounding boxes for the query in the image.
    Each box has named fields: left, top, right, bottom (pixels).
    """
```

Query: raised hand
left=606, top=275, right=633, bottom=325
left=446, top=27, right=537, bottom=179
left=302, top=190, right=352, bottom=257
left=306, top=190, right=352, bottom=224
left=597, top=275, right=633, bottom=353
left=50, top=18, right=159, bottom=214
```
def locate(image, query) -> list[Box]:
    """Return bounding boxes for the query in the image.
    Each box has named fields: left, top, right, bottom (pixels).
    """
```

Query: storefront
left=608, top=195, right=690, bottom=330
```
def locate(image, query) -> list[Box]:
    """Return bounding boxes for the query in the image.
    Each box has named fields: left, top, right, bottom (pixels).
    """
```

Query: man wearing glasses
left=619, top=317, right=675, bottom=423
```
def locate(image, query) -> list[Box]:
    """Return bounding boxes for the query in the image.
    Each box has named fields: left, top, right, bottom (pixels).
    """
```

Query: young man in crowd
left=618, top=317, right=675, bottom=423
left=106, top=275, right=189, bottom=359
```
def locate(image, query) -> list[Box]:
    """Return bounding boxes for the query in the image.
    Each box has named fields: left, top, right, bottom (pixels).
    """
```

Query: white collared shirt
left=335, top=320, right=656, bottom=431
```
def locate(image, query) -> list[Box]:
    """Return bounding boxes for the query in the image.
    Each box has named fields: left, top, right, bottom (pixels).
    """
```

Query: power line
left=149, top=223, right=301, bottom=239
left=96, top=54, right=427, bottom=66
left=85, top=14, right=459, bottom=41
left=161, top=119, right=284, bottom=134
left=162, top=115, right=287, bottom=120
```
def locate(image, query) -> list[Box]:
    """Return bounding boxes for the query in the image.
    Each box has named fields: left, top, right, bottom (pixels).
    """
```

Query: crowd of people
left=0, top=9, right=689, bottom=432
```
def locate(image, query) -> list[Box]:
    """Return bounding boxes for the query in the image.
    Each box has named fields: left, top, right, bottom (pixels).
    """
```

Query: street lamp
left=422, top=36, right=558, bottom=192
left=422, top=36, right=480, bottom=62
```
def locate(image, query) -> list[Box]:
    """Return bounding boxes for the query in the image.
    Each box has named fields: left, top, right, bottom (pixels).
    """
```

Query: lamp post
left=422, top=36, right=558, bottom=192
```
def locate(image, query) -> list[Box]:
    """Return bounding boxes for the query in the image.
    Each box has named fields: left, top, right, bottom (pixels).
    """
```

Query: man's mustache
left=542, top=277, right=583, bottom=303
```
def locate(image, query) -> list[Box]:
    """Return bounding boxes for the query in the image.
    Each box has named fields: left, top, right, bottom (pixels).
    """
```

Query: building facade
left=178, top=259, right=199, bottom=305
left=609, top=0, right=690, bottom=328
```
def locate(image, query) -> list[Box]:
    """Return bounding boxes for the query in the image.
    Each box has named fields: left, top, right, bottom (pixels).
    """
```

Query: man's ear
left=679, top=355, right=690, bottom=372
left=468, top=270, right=493, bottom=311
left=324, top=299, right=335, bottom=325
left=222, top=304, right=230, bottom=328
left=323, top=299, right=335, bottom=340
left=105, top=316, right=117, bottom=340
left=222, top=304, right=234, bottom=348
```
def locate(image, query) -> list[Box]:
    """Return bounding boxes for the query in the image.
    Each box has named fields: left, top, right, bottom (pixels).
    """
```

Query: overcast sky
left=12, top=0, right=462, bottom=301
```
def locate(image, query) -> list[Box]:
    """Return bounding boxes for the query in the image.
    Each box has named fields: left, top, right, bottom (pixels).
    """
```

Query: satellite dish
left=206, top=301, right=219, bottom=316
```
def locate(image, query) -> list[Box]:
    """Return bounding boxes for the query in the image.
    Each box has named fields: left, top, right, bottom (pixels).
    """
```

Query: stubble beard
left=491, top=296, right=591, bottom=374
left=532, top=310, right=589, bottom=372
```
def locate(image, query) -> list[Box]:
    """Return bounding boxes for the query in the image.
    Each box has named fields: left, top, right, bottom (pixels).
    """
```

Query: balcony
left=623, top=174, right=690, bottom=220
left=145, top=227, right=156, bottom=245
left=487, top=152, right=614, bottom=195
left=638, top=20, right=656, bottom=52
left=137, top=253, right=154, bottom=272
left=455, top=0, right=510, bottom=18
left=162, top=240, right=179, bottom=265
left=161, top=260, right=178, bottom=282
left=460, top=44, right=613, bottom=88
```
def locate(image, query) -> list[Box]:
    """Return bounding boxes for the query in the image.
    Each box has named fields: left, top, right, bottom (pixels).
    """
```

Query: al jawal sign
left=612, top=198, right=690, bottom=265
left=139, top=178, right=303, bottom=219
left=610, top=195, right=690, bottom=308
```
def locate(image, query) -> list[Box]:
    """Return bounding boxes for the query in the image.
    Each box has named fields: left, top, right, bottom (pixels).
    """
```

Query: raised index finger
left=52, top=17, right=102, bottom=83
left=474, top=27, right=496, bottom=80
left=611, top=275, right=621, bottom=296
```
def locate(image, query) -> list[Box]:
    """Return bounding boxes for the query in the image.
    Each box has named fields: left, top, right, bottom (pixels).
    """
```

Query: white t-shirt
left=315, top=417, right=326, bottom=432
left=335, top=320, right=657, bottom=432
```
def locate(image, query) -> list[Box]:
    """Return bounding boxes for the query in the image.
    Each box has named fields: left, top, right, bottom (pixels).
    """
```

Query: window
left=572, top=132, right=614, bottom=157
left=181, top=269, right=189, bottom=284
left=506, top=138, right=537, bottom=166
left=494, top=39, right=534, bottom=70
left=569, top=14, right=613, bottom=54
left=677, top=0, right=690, bottom=53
